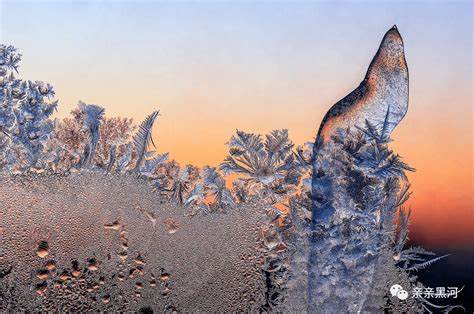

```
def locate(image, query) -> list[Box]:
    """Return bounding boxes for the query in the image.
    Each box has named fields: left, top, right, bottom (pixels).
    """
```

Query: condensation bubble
left=36, top=269, right=49, bottom=280
left=86, top=258, right=99, bottom=271
left=102, top=294, right=111, bottom=304
left=45, top=260, right=56, bottom=270
left=35, top=282, right=48, bottom=296
left=36, top=241, right=49, bottom=258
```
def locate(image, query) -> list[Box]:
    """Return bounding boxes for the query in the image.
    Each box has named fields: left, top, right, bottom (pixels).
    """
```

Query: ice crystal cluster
left=0, top=45, right=57, bottom=172
left=0, top=27, right=457, bottom=312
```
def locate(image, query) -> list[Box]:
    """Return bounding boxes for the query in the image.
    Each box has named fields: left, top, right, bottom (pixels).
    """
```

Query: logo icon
left=390, top=284, right=409, bottom=300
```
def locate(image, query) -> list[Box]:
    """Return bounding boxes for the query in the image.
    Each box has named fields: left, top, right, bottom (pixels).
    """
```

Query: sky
left=1, top=0, right=472, bottom=249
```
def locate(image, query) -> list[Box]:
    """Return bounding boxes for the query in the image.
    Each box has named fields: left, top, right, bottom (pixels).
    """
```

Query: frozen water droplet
left=162, top=286, right=171, bottom=296
left=262, top=226, right=281, bottom=250
left=87, top=258, right=98, bottom=271
left=134, top=255, right=146, bottom=265
left=35, top=281, right=48, bottom=296
left=102, top=294, right=110, bottom=304
left=59, top=271, right=71, bottom=281
left=36, top=269, right=49, bottom=280
left=45, top=260, right=56, bottom=270
left=136, top=266, right=145, bottom=276
left=159, top=273, right=170, bottom=282
left=104, top=220, right=120, bottom=230
left=129, top=268, right=143, bottom=278
left=36, top=241, right=49, bottom=258
left=118, top=251, right=128, bottom=262
left=71, top=269, right=81, bottom=278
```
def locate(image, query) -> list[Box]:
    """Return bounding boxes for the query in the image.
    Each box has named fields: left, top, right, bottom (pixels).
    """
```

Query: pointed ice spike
left=317, top=25, right=408, bottom=143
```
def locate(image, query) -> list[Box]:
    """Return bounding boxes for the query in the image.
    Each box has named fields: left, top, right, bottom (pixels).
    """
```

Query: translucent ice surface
left=0, top=171, right=271, bottom=312
left=317, top=26, right=408, bottom=143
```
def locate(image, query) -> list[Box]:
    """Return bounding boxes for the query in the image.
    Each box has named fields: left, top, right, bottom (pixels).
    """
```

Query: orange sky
left=1, top=1, right=472, bottom=248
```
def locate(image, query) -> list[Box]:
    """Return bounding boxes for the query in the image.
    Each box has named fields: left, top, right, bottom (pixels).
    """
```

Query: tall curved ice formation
left=317, top=25, right=408, bottom=143
left=308, top=26, right=410, bottom=312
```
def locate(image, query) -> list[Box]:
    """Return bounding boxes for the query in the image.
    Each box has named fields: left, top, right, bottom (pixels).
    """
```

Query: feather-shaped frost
left=133, top=111, right=159, bottom=171
left=184, top=183, right=206, bottom=208
left=106, top=145, right=117, bottom=172
left=139, top=152, right=168, bottom=177
left=202, top=166, right=235, bottom=209
left=79, top=102, right=105, bottom=166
